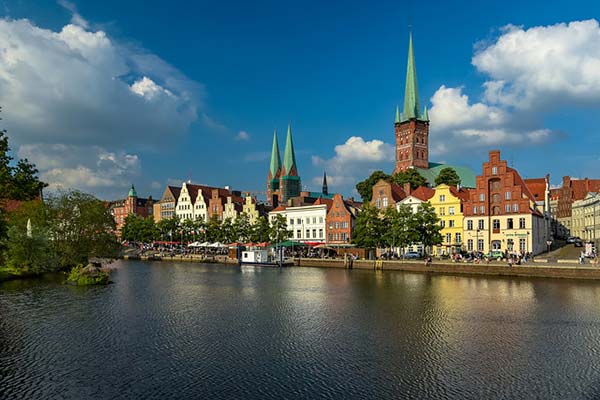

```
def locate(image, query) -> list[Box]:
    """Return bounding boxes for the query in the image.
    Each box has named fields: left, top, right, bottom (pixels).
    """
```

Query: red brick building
left=370, top=180, right=408, bottom=210
left=326, top=194, right=360, bottom=244
left=109, top=185, right=154, bottom=236
left=556, top=176, right=600, bottom=236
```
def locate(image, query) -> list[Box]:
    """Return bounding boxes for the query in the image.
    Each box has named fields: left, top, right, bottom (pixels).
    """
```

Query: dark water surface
left=2, top=261, right=600, bottom=399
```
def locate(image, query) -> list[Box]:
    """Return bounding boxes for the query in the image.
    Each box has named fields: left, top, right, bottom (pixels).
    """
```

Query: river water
left=2, top=261, right=600, bottom=399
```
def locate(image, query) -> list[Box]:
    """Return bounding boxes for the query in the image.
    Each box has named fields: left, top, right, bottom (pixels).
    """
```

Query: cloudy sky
left=2, top=0, right=600, bottom=200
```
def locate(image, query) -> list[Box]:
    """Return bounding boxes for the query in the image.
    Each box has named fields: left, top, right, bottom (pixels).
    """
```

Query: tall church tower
left=267, top=129, right=282, bottom=205
left=394, top=33, right=430, bottom=173
left=279, top=123, right=301, bottom=202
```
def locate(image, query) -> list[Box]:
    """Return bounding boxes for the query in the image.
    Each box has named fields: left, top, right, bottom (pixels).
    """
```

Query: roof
left=410, top=186, right=435, bottom=201
left=416, top=162, right=477, bottom=188
left=570, top=179, right=600, bottom=201
left=507, top=167, right=537, bottom=201
left=313, top=197, right=333, bottom=210
left=524, top=178, right=546, bottom=201
left=269, top=129, right=281, bottom=177
left=271, top=205, right=287, bottom=212
left=402, top=32, right=421, bottom=121
left=282, top=123, right=297, bottom=176
left=128, top=185, right=137, bottom=197
left=448, top=186, right=471, bottom=202
left=389, top=182, right=408, bottom=202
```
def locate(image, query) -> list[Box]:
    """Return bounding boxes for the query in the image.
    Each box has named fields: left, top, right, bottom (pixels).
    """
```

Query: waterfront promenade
left=126, top=254, right=600, bottom=281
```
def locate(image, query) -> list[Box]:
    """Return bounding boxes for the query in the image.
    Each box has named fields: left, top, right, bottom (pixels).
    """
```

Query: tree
left=46, top=191, right=119, bottom=268
left=250, top=216, right=271, bottom=243
left=413, top=202, right=442, bottom=255
left=0, top=112, right=47, bottom=201
left=270, top=214, right=290, bottom=243
left=391, top=169, right=427, bottom=190
left=157, top=217, right=180, bottom=242
left=355, top=170, right=392, bottom=202
left=382, top=204, right=415, bottom=252
left=434, top=167, right=461, bottom=187
left=205, top=216, right=223, bottom=243
left=233, top=213, right=252, bottom=243
left=352, top=203, right=385, bottom=248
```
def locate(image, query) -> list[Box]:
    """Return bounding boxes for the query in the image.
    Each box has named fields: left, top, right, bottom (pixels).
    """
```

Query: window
left=513, top=204, right=519, bottom=213
left=440, top=207, right=445, bottom=216
left=328, top=223, right=333, bottom=229
left=306, top=217, right=311, bottom=224
left=505, top=204, right=510, bottom=213
left=519, top=238, right=527, bottom=252
left=289, top=219, right=294, bottom=225
left=492, top=194, right=501, bottom=203
left=440, top=220, right=446, bottom=228
left=449, top=206, right=455, bottom=215
left=479, top=205, right=485, bottom=214
left=341, top=233, right=348, bottom=241
left=319, top=229, right=323, bottom=238
left=297, top=230, right=301, bottom=238
left=507, top=218, right=513, bottom=229
left=467, top=220, right=473, bottom=230
left=473, top=206, right=478, bottom=215
left=313, top=229, right=317, bottom=238
left=297, top=218, right=301, bottom=225
left=313, top=217, right=316, bottom=224
left=467, top=239, right=473, bottom=251
left=328, top=233, right=333, bottom=241
left=492, top=166, right=497, bottom=175
left=455, top=233, right=461, bottom=244
left=519, top=218, right=526, bottom=229
left=439, top=194, right=446, bottom=202
left=446, top=233, right=452, bottom=243
left=376, top=198, right=381, bottom=209
left=478, top=219, right=484, bottom=230
left=335, top=222, right=339, bottom=229
left=505, top=191, right=511, bottom=200
left=383, top=197, right=389, bottom=208
left=479, top=193, right=485, bottom=201
left=478, top=239, right=484, bottom=251
left=449, top=220, right=455, bottom=228
left=493, top=219, right=500, bottom=230
left=319, top=217, right=323, bottom=223
left=306, top=229, right=310, bottom=238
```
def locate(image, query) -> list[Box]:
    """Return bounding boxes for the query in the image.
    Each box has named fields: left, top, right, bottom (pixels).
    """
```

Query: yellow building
left=430, top=184, right=470, bottom=256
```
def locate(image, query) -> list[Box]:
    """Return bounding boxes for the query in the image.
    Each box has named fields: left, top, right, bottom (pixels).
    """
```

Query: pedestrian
left=507, top=256, right=513, bottom=268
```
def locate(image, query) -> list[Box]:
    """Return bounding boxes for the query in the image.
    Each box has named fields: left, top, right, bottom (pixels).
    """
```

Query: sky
left=2, top=0, right=600, bottom=200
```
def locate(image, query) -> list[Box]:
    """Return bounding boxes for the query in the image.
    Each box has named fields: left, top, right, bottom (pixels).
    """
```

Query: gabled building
left=155, top=185, right=181, bottom=222
left=109, top=185, right=154, bottom=236
left=556, top=176, right=600, bottom=237
left=396, top=186, right=434, bottom=213
left=429, top=184, right=470, bottom=256
left=371, top=180, right=407, bottom=210
left=462, top=150, right=549, bottom=255
left=326, top=194, right=360, bottom=244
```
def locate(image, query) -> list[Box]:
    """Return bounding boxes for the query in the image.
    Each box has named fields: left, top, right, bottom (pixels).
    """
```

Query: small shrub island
left=67, top=262, right=110, bottom=286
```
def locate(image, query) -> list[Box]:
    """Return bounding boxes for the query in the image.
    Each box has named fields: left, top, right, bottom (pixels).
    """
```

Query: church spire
left=402, top=32, right=421, bottom=120
left=282, top=123, right=297, bottom=176
left=395, top=105, right=401, bottom=124
left=269, top=129, right=281, bottom=177
left=322, top=171, right=328, bottom=195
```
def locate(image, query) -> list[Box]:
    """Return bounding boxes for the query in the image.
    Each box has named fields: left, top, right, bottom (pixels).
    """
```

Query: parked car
left=487, top=250, right=504, bottom=260
left=574, top=240, right=584, bottom=247
left=403, top=251, right=421, bottom=259
left=567, top=236, right=582, bottom=244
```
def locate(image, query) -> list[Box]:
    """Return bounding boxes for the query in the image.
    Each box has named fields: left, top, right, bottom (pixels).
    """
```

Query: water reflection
left=2, top=261, right=600, bottom=399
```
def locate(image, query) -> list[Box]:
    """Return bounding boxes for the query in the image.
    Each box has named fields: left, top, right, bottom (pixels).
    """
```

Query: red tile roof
left=410, top=186, right=435, bottom=201
left=271, top=205, right=287, bottom=212
left=390, top=183, right=407, bottom=202
left=507, top=167, right=537, bottom=202
left=570, top=179, right=600, bottom=201
left=449, top=186, right=471, bottom=202
left=313, top=197, right=333, bottom=210
left=524, top=178, right=546, bottom=201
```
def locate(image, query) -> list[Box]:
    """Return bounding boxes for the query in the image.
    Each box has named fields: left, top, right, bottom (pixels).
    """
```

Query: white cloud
left=57, top=0, right=89, bottom=29
left=18, top=144, right=141, bottom=196
left=473, top=20, right=600, bottom=109
left=311, top=136, right=394, bottom=192
left=236, top=130, right=250, bottom=141
left=426, top=20, right=600, bottom=155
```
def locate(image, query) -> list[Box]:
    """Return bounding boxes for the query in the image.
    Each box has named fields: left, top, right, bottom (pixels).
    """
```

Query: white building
left=269, top=204, right=327, bottom=243
left=223, top=196, right=241, bottom=221
left=176, top=182, right=196, bottom=221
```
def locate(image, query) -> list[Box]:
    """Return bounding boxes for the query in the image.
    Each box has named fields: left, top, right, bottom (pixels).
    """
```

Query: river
left=2, top=260, right=600, bottom=399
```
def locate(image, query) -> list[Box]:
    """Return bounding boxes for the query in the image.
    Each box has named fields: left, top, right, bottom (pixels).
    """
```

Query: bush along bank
left=67, top=262, right=110, bottom=286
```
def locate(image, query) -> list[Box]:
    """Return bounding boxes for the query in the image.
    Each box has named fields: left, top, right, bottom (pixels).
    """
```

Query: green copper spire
left=128, top=184, right=137, bottom=197
left=269, top=129, right=281, bottom=177
left=282, top=123, right=297, bottom=175
left=422, top=105, right=429, bottom=121
left=402, top=32, right=421, bottom=120
left=395, top=105, right=401, bottom=123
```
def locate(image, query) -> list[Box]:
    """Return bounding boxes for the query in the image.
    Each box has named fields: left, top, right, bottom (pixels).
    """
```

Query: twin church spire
left=267, top=123, right=301, bottom=204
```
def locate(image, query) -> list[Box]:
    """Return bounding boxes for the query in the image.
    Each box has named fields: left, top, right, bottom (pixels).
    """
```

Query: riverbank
left=122, top=254, right=600, bottom=281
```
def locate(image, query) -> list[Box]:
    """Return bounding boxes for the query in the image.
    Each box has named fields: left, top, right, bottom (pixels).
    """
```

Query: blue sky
left=2, top=0, right=600, bottom=200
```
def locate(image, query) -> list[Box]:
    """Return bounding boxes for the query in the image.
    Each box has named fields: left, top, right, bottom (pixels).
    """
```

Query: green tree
left=352, top=203, right=385, bottom=248
left=234, top=213, right=252, bottom=243
left=205, top=216, right=222, bottom=243
left=157, top=216, right=180, bottom=242
left=434, top=167, right=461, bottom=187
left=391, top=169, right=427, bottom=190
left=0, top=113, right=47, bottom=201
left=355, top=170, right=392, bottom=202
left=413, top=202, right=442, bottom=255
left=382, top=204, right=416, bottom=251
left=46, top=191, right=119, bottom=268
left=270, top=214, right=290, bottom=243
left=250, top=216, right=271, bottom=243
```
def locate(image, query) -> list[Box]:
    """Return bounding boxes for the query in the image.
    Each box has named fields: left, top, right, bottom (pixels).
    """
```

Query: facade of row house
left=109, top=185, right=154, bottom=236
left=462, top=150, right=549, bottom=255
